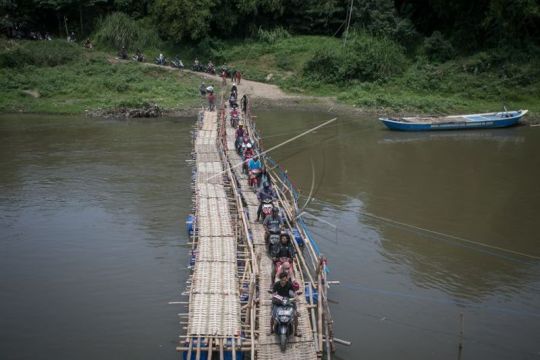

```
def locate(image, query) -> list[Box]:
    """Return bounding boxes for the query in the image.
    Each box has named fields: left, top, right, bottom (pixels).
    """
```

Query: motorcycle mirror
left=267, top=290, right=273, bottom=294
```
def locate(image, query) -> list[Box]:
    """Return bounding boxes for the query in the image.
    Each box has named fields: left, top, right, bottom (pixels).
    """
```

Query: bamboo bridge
left=176, top=91, right=336, bottom=359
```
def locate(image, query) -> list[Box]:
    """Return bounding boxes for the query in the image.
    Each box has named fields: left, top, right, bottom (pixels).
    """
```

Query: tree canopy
left=1, top=0, right=538, bottom=48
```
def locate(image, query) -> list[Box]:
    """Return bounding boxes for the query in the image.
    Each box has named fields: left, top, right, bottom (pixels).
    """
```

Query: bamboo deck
left=179, top=96, right=335, bottom=359
left=188, top=110, right=241, bottom=338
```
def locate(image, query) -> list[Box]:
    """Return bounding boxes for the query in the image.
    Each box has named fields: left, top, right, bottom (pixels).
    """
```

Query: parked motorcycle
left=155, top=55, right=167, bottom=65
left=170, top=57, right=184, bottom=69
left=132, top=54, right=144, bottom=62
left=192, top=63, right=204, bottom=72
left=206, top=64, right=216, bottom=75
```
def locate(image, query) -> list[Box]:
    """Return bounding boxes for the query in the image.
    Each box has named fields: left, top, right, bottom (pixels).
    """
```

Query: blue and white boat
left=380, top=110, right=528, bottom=131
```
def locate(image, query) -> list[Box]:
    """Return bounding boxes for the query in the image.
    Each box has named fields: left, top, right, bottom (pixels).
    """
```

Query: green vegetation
left=1, top=0, right=539, bottom=115
left=217, top=34, right=540, bottom=114
left=0, top=40, right=209, bottom=114
left=93, top=12, right=162, bottom=52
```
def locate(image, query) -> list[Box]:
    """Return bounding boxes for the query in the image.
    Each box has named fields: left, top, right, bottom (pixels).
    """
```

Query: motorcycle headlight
left=277, top=308, right=293, bottom=316
left=279, top=316, right=290, bottom=322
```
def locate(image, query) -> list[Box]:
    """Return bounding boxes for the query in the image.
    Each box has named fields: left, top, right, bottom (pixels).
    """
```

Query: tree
left=152, top=0, right=216, bottom=41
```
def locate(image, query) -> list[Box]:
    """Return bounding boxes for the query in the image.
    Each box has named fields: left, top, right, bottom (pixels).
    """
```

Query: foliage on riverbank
left=0, top=40, right=209, bottom=114
left=218, top=34, right=540, bottom=114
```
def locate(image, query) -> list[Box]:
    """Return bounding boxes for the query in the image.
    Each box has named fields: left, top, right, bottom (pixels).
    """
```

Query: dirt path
left=111, top=57, right=300, bottom=101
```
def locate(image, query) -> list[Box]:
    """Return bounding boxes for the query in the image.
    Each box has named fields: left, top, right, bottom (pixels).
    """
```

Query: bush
left=0, top=40, right=82, bottom=68
left=257, top=27, right=291, bottom=44
left=424, top=31, right=454, bottom=62
left=94, top=12, right=162, bottom=50
left=304, top=32, right=406, bottom=84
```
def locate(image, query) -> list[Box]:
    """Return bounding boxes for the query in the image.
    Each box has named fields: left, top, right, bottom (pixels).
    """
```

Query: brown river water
left=1, top=111, right=539, bottom=359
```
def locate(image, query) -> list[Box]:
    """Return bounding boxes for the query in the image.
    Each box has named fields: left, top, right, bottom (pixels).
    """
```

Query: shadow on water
left=255, top=107, right=540, bottom=359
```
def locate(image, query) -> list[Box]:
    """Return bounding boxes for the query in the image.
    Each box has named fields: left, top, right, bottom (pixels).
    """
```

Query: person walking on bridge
left=207, top=91, right=215, bottom=111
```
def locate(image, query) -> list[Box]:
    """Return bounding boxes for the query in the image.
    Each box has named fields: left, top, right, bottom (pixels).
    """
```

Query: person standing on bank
left=241, top=94, right=248, bottom=114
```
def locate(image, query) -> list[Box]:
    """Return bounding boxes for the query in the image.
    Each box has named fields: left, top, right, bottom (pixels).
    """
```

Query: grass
left=218, top=36, right=540, bottom=115
left=0, top=40, right=212, bottom=114
left=1, top=36, right=539, bottom=117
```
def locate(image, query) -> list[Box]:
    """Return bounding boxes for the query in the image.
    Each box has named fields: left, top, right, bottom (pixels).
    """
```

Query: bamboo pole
left=208, top=338, right=214, bottom=360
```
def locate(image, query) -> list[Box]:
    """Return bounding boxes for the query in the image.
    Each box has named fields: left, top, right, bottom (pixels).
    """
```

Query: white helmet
left=247, top=143, right=252, bottom=149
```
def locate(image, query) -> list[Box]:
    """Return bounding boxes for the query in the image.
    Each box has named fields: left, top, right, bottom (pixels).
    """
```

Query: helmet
left=238, top=124, right=243, bottom=128
left=272, top=207, right=279, bottom=214
left=247, top=143, right=252, bottom=149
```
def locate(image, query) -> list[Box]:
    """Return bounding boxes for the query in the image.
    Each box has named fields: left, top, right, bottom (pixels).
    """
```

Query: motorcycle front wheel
left=280, top=333, right=287, bottom=352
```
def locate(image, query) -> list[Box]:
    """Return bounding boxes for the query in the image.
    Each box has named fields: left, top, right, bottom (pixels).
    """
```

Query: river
left=1, top=111, right=539, bottom=359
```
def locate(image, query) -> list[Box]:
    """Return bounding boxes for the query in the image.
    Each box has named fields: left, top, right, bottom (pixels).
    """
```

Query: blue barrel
left=186, top=214, right=195, bottom=236
left=292, top=228, right=304, bottom=247
left=182, top=338, right=208, bottom=360
left=305, top=284, right=318, bottom=304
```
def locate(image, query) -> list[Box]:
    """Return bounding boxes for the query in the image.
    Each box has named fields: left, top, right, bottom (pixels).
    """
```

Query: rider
left=248, top=154, right=262, bottom=177
left=231, top=82, right=238, bottom=95
left=235, top=124, right=245, bottom=143
left=271, top=231, right=296, bottom=261
left=243, top=142, right=254, bottom=159
left=257, top=182, right=276, bottom=221
left=263, top=207, right=283, bottom=244
left=231, top=106, right=239, bottom=119
left=271, top=272, right=300, bottom=336
left=199, top=82, right=206, bottom=96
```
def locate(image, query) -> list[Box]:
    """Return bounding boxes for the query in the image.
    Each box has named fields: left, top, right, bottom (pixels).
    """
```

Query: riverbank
left=0, top=40, right=214, bottom=116
left=1, top=39, right=538, bottom=122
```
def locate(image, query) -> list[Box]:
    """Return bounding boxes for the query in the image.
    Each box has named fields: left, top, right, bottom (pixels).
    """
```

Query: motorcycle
left=266, top=226, right=281, bottom=255
left=206, top=64, right=216, bottom=75
left=230, top=113, right=240, bottom=128
left=249, top=168, right=262, bottom=188
left=261, top=199, right=274, bottom=219
left=170, top=58, right=184, bottom=69
left=155, top=56, right=167, bottom=66
left=132, top=54, right=144, bottom=62
left=192, top=63, right=204, bottom=72
left=271, top=294, right=297, bottom=352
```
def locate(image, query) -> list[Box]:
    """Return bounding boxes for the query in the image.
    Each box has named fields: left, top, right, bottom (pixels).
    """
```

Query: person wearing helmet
left=235, top=124, right=245, bottom=139
left=257, top=182, right=276, bottom=221
left=248, top=154, right=262, bottom=178
left=243, top=142, right=254, bottom=157
left=199, top=82, right=206, bottom=96
left=263, top=206, right=283, bottom=244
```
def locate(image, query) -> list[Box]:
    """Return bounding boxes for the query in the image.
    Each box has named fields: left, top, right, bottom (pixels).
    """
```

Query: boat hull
left=380, top=111, right=526, bottom=131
